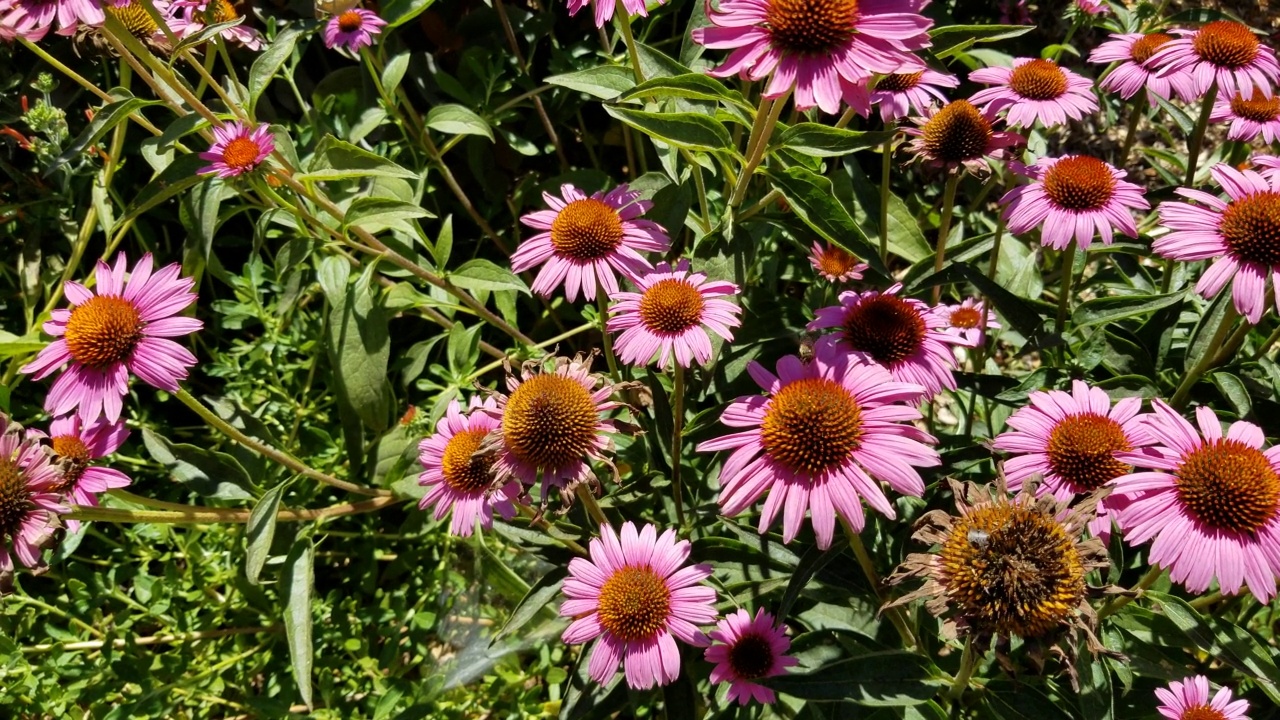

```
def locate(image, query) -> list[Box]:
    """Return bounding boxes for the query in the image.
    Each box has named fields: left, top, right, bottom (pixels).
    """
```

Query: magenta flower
left=969, top=58, right=1099, bottom=129
left=992, top=380, right=1152, bottom=541
left=322, top=8, right=385, bottom=53
left=809, top=241, right=868, bottom=283
left=870, top=69, right=959, bottom=123
left=692, top=0, right=932, bottom=115
left=902, top=99, right=1023, bottom=176
left=1255, top=153, right=1280, bottom=183
left=47, top=415, right=131, bottom=531
left=560, top=521, right=717, bottom=690
left=417, top=397, right=522, bottom=538
left=607, top=260, right=741, bottom=370
left=0, top=0, right=102, bottom=42
left=936, top=297, right=999, bottom=347
left=697, top=338, right=939, bottom=548
left=1150, top=20, right=1280, bottom=101
left=1000, top=155, right=1149, bottom=251
left=514, top=183, right=669, bottom=303
left=1089, top=32, right=1193, bottom=104
left=170, top=0, right=263, bottom=49
left=566, top=0, right=656, bottom=30
left=21, top=253, right=202, bottom=424
left=0, top=414, right=66, bottom=584
left=1112, top=401, right=1280, bottom=602
left=1210, top=87, right=1280, bottom=143
left=1156, top=676, right=1250, bottom=720
left=809, top=284, right=962, bottom=398
left=705, top=608, right=798, bottom=706
left=1153, top=163, right=1280, bottom=324
left=1074, top=0, right=1106, bottom=15
left=199, top=121, right=274, bottom=178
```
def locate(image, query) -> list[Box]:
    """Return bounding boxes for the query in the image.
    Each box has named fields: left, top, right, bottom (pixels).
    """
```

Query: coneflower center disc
left=727, top=633, right=775, bottom=679
left=1193, top=20, right=1259, bottom=68
left=1178, top=706, right=1229, bottom=720
left=1175, top=439, right=1280, bottom=535
left=1219, top=192, right=1280, bottom=267
left=1043, top=156, right=1117, bottom=211
left=208, top=0, right=239, bottom=23
left=842, top=294, right=926, bottom=365
left=65, top=296, right=145, bottom=369
left=948, top=307, right=982, bottom=329
left=1046, top=414, right=1132, bottom=492
left=639, top=279, right=706, bottom=335
left=502, top=374, right=600, bottom=470
left=550, top=199, right=625, bottom=262
left=816, top=245, right=861, bottom=278
left=1130, top=32, right=1173, bottom=65
left=765, top=0, right=859, bottom=56
left=876, top=72, right=923, bottom=92
left=440, top=428, right=495, bottom=494
left=51, top=435, right=91, bottom=492
left=0, top=458, right=33, bottom=542
left=1230, top=92, right=1280, bottom=122
left=337, top=9, right=363, bottom=31
left=761, top=378, right=863, bottom=475
left=922, top=100, right=993, bottom=163
left=1008, top=59, right=1069, bottom=101
left=221, top=136, right=263, bottom=170
left=106, top=0, right=161, bottom=37
left=596, top=565, right=671, bottom=642
left=940, top=504, right=1085, bottom=638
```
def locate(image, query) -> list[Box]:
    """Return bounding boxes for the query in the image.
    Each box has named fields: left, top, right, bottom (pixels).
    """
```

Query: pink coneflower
left=485, top=353, right=622, bottom=503
left=1156, top=676, right=1250, bottom=720
left=1211, top=87, right=1280, bottom=143
left=198, top=121, right=274, bottom=178
left=1089, top=32, right=1194, bottom=104
left=705, top=608, right=798, bottom=706
left=607, top=260, right=741, bottom=370
left=170, top=0, right=262, bottom=49
left=0, top=0, right=102, bottom=42
left=0, top=413, right=66, bottom=585
left=1150, top=20, right=1280, bottom=101
left=560, top=521, right=717, bottom=690
left=1000, top=155, right=1150, bottom=251
left=418, top=397, right=522, bottom=537
left=809, top=284, right=962, bottom=398
left=903, top=99, right=1023, bottom=176
left=696, top=338, right=939, bottom=548
left=1074, top=0, right=1106, bottom=15
left=566, top=0, right=656, bottom=30
left=1112, top=401, right=1280, bottom=602
left=322, top=8, right=385, bottom=53
left=937, top=297, right=999, bottom=347
left=514, top=184, right=669, bottom=303
left=992, top=380, right=1151, bottom=540
left=808, top=241, right=867, bottom=283
left=870, top=69, right=959, bottom=123
left=21, top=253, right=201, bottom=424
left=1254, top=153, right=1280, bottom=183
left=969, top=58, right=1099, bottom=129
left=47, top=415, right=130, bottom=531
left=1153, top=162, right=1280, bottom=324
left=692, top=0, right=931, bottom=115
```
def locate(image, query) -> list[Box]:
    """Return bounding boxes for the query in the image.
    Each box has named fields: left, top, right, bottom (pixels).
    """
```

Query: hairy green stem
left=1250, top=324, right=1280, bottom=361
left=947, top=638, right=978, bottom=701
left=22, top=626, right=281, bottom=654
left=1055, top=243, right=1079, bottom=336
left=615, top=3, right=645, bottom=84
left=516, top=505, right=589, bottom=555
left=1098, top=565, right=1164, bottom=619
left=597, top=293, right=623, bottom=382
left=671, top=364, right=687, bottom=527
left=575, top=484, right=610, bottom=527
left=730, top=93, right=788, bottom=207
left=843, top=520, right=917, bottom=649
left=930, top=173, right=962, bottom=304
left=68, top=496, right=397, bottom=524
left=1118, top=88, right=1146, bottom=164
left=1169, top=303, right=1239, bottom=409
left=879, top=137, right=893, bottom=264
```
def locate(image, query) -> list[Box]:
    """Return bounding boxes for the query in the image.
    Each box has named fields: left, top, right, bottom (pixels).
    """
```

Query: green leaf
left=446, top=322, right=482, bottom=378
left=1184, top=291, right=1231, bottom=372
left=1072, top=290, right=1186, bottom=328
left=0, top=330, right=47, bottom=358
left=381, top=52, right=411, bottom=94
left=546, top=66, right=636, bottom=100
left=121, top=153, right=208, bottom=225
left=344, top=197, right=434, bottom=233
left=491, top=571, right=564, bottom=646
left=318, top=256, right=392, bottom=433
left=248, top=27, right=302, bottom=113
left=141, top=428, right=257, bottom=501
left=49, top=93, right=161, bottom=173
left=765, top=166, right=885, bottom=276
left=1075, top=639, right=1113, bottom=720
left=776, top=540, right=849, bottom=622
left=381, top=0, right=436, bottom=27
left=768, top=651, right=943, bottom=705
left=774, top=124, right=895, bottom=158
left=836, top=161, right=931, bottom=263
left=297, top=135, right=419, bottom=182
left=245, top=481, right=288, bottom=585
left=425, top=104, right=494, bottom=141
left=170, top=18, right=243, bottom=54
left=931, top=24, right=1034, bottom=58
left=1152, top=92, right=1196, bottom=136
left=1212, top=371, right=1251, bottom=417
left=603, top=106, right=732, bottom=154
left=282, top=538, right=315, bottom=708
left=619, top=73, right=753, bottom=112
left=448, top=259, right=529, bottom=295
left=432, top=215, right=454, bottom=268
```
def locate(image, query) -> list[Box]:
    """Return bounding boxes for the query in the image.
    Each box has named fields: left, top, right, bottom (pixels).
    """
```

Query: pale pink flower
left=1001, top=155, right=1150, bottom=250
left=417, top=397, right=522, bottom=538
left=1112, top=401, right=1280, bottom=602
left=566, top=0, right=657, bottom=30
left=902, top=99, right=1023, bottom=176
left=199, top=121, right=274, bottom=178
left=21, top=253, right=202, bottom=424
left=514, top=183, right=669, bottom=303
left=1074, top=0, right=1106, bottom=15
left=322, top=8, right=385, bottom=53
left=1150, top=20, right=1280, bottom=101
left=1153, top=163, right=1280, bottom=324
left=607, top=260, right=741, bottom=370
left=1211, top=87, right=1280, bottom=143
left=0, top=0, right=102, bottom=42
left=0, top=414, right=66, bottom=586
left=969, top=58, right=1099, bottom=129
left=692, top=0, right=932, bottom=114
left=560, top=521, right=717, bottom=689
left=1155, top=676, right=1250, bottom=720
left=697, top=337, right=939, bottom=548
left=870, top=69, right=959, bottom=123
left=1254, top=153, right=1280, bottom=182
left=809, top=241, right=867, bottom=283
left=705, top=609, right=798, bottom=706
left=1089, top=32, right=1194, bottom=104
left=46, top=415, right=130, bottom=531
left=936, top=297, right=999, bottom=347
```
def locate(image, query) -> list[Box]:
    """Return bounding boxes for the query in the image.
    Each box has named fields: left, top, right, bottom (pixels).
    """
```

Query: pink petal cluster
left=565, top=0, right=656, bottom=30
left=199, top=121, right=275, bottom=178
left=417, top=397, right=522, bottom=537
left=935, top=297, right=999, bottom=348
left=705, top=608, right=798, bottom=705
left=0, top=0, right=102, bottom=42
left=870, top=69, right=959, bottom=123
left=607, top=260, right=742, bottom=369
left=46, top=415, right=131, bottom=530
left=1155, top=676, right=1250, bottom=720
left=1089, top=32, right=1194, bottom=104
left=1149, top=21, right=1280, bottom=102
left=0, top=414, right=67, bottom=581
left=969, top=58, right=1099, bottom=129
left=1000, top=154, right=1150, bottom=250
left=322, top=7, right=386, bottom=53
left=1210, top=88, right=1280, bottom=143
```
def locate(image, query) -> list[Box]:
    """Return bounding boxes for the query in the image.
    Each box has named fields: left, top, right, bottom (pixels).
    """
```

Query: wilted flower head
left=1155, top=676, right=1250, bottom=720
left=705, top=608, right=798, bottom=706
left=1210, top=87, right=1280, bottom=143
left=418, top=397, right=522, bottom=537
left=1149, top=20, right=1280, bottom=101
left=869, top=69, right=958, bottom=123
left=47, top=415, right=131, bottom=531
left=968, top=58, right=1099, bottom=129
left=903, top=99, right=1023, bottom=176
left=1001, top=154, right=1150, bottom=251
left=199, top=121, right=274, bottom=178
left=1089, top=32, right=1193, bottom=104
left=607, top=260, right=742, bottom=370
left=0, top=0, right=103, bottom=42
left=0, top=414, right=67, bottom=591
left=322, top=7, right=385, bottom=53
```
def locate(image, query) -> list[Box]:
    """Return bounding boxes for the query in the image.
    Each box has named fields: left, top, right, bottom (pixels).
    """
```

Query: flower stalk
left=931, top=173, right=962, bottom=304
